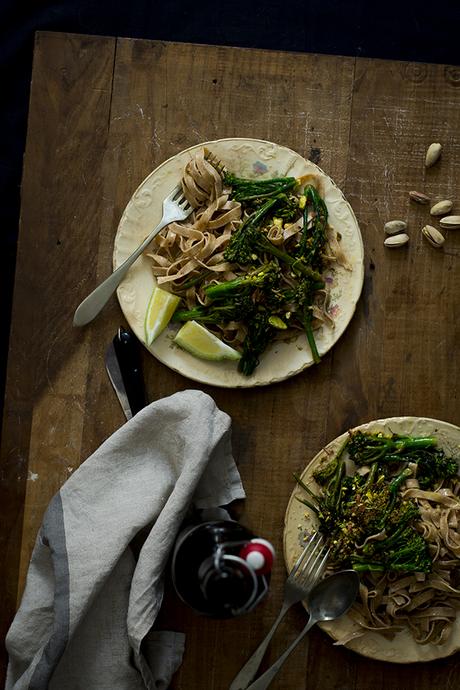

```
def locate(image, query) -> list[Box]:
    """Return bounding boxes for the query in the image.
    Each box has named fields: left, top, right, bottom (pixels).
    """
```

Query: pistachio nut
left=440, top=215, right=460, bottom=229
left=384, top=220, right=407, bottom=235
left=430, top=200, right=453, bottom=216
left=422, top=225, right=445, bottom=248
left=409, top=190, right=430, bottom=204
left=425, top=142, right=442, bottom=168
left=384, top=233, right=409, bottom=247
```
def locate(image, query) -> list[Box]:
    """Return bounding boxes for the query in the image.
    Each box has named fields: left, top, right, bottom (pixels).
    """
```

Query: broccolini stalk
left=291, top=275, right=324, bottom=364
left=293, top=472, right=320, bottom=501
left=204, top=262, right=279, bottom=300
left=224, top=173, right=297, bottom=202
left=348, top=431, right=437, bottom=465
left=293, top=474, right=320, bottom=515
left=302, top=310, right=320, bottom=365
left=402, top=449, right=459, bottom=490
left=238, top=310, right=276, bottom=376
left=389, top=467, right=413, bottom=494
left=352, top=525, right=432, bottom=573
left=298, top=185, right=328, bottom=272
left=172, top=294, right=254, bottom=325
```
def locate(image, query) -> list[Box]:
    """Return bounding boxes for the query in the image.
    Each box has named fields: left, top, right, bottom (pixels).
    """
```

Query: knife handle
left=113, top=328, right=146, bottom=415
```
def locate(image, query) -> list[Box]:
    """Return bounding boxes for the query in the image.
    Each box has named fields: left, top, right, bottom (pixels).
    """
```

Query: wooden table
left=2, top=31, right=460, bottom=689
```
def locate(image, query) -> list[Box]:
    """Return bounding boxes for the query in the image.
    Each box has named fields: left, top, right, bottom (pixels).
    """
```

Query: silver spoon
left=245, top=570, right=360, bottom=690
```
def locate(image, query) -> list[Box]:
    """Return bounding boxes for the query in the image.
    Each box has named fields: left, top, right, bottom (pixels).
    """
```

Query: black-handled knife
left=105, top=327, right=146, bottom=419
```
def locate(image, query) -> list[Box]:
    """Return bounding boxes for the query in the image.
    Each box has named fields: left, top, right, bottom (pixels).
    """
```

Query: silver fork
left=229, top=533, right=329, bottom=690
left=73, top=184, right=193, bottom=327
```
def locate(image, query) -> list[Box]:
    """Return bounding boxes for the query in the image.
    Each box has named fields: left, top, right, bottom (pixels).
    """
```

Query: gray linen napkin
left=6, top=390, right=245, bottom=690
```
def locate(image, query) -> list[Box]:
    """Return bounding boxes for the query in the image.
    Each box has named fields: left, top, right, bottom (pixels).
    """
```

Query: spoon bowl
left=307, top=569, right=360, bottom=622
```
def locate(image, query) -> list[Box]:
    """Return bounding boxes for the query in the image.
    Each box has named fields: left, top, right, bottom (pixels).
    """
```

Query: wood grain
left=1, top=32, right=460, bottom=689
left=0, top=31, right=116, bottom=681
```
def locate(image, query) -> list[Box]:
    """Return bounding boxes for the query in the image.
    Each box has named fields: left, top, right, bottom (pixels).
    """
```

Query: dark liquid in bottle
left=172, top=520, right=266, bottom=618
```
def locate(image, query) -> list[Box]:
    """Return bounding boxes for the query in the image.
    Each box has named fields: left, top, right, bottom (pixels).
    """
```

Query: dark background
left=1, top=0, right=459, bottom=423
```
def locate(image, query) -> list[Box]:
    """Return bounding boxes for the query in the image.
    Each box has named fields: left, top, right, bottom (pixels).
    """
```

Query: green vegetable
left=180, top=270, right=213, bottom=290
left=172, top=298, right=253, bottom=325
left=404, top=449, right=458, bottom=490
left=298, top=185, right=328, bottom=272
left=275, top=195, right=301, bottom=221
left=204, top=262, right=279, bottom=300
left=348, top=431, right=436, bottom=464
left=223, top=195, right=281, bottom=265
left=223, top=173, right=297, bottom=202
left=224, top=195, right=323, bottom=281
left=347, top=431, right=457, bottom=490
left=173, top=263, right=284, bottom=374
left=296, top=432, right=458, bottom=574
left=238, top=309, right=276, bottom=376
left=289, top=275, right=324, bottom=364
left=352, top=526, right=431, bottom=573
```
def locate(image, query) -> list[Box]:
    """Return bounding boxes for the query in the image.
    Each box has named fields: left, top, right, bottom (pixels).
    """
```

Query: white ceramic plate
left=113, top=138, right=364, bottom=387
left=283, top=416, right=460, bottom=663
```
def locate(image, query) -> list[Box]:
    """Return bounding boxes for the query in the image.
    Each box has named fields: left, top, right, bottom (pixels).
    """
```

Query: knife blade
left=105, top=327, right=146, bottom=420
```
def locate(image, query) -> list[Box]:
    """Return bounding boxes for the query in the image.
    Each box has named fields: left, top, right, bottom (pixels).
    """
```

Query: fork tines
left=291, top=532, right=329, bottom=587
left=204, top=147, right=227, bottom=175
left=169, top=184, right=193, bottom=209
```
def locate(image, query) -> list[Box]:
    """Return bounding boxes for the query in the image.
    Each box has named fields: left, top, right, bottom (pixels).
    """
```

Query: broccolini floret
left=352, top=526, right=432, bottom=573
left=405, top=448, right=458, bottom=490
left=347, top=431, right=436, bottom=464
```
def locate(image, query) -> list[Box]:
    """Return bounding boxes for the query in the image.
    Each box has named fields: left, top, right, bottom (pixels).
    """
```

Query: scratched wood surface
left=1, top=32, right=460, bottom=688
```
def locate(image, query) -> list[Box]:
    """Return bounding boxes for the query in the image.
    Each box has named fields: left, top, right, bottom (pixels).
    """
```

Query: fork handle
left=245, top=617, right=315, bottom=690
left=73, top=219, right=169, bottom=327
left=229, top=603, right=291, bottom=690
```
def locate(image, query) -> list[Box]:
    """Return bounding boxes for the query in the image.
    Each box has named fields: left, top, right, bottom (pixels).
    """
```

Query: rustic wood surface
left=2, top=31, right=460, bottom=688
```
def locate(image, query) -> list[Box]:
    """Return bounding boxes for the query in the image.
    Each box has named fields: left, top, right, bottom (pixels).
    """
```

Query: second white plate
left=284, top=416, right=460, bottom=663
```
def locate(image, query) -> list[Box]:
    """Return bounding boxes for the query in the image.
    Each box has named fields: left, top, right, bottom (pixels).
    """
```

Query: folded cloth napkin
left=6, top=390, right=245, bottom=690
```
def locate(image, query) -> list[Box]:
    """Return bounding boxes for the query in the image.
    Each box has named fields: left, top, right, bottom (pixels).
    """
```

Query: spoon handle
left=229, top=603, right=291, bottom=690
left=245, top=617, right=316, bottom=690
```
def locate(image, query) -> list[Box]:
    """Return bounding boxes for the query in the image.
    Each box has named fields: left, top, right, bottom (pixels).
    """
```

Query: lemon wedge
left=144, top=286, right=180, bottom=345
left=173, top=321, right=241, bottom=361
